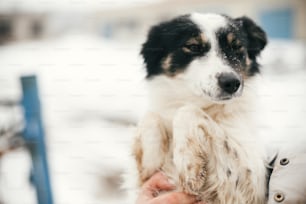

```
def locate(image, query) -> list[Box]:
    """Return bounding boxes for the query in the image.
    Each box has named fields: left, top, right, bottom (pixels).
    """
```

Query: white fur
left=191, top=13, right=227, bottom=40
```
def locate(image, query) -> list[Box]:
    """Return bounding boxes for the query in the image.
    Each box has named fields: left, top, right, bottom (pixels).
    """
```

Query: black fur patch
left=236, top=17, right=267, bottom=60
left=141, top=15, right=210, bottom=78
left=217, top=16, right=267, bottom=76
left=217, top=27, right=248, bottom=71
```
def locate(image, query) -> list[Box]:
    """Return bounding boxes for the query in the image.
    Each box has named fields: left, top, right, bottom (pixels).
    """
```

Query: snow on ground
left=258, top=40, right=306, bottom=152
left=0, top=33, right=146, bottom=204
left=0, top=34, right=305, bottom=203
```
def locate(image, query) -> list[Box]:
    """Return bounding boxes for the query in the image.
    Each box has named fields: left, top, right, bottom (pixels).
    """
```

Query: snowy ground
left=0, top=33, right=146, bottom=204
left=0, top=33, right=305, bottom=204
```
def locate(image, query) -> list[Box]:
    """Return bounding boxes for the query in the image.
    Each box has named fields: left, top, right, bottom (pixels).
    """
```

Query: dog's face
left=141, top=13, right=267, bottom=102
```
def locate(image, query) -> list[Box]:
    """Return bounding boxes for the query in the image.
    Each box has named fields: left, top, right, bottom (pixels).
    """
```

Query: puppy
left=128, top=13, right=268, bottom=204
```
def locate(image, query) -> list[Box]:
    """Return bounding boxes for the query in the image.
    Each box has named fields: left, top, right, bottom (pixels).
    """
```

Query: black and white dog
left=127, top=13, right=267, bottom=204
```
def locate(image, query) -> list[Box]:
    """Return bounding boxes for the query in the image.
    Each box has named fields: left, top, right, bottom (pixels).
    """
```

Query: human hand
left=136, top=172, right=206, bottom=204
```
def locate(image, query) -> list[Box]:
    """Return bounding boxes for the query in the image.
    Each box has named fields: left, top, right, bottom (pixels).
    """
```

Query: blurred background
left=0, top=0, right=305, bottom=203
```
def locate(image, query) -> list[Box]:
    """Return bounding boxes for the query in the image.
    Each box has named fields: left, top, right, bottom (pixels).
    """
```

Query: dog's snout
left=218, top=73, right=241, bottom=94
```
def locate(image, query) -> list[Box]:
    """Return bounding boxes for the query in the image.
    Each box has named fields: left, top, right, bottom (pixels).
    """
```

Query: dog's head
left=141, top=13, right=267, bottom=102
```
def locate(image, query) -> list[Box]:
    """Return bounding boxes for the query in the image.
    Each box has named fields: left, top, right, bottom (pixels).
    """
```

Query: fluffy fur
left=125, top=13, right=268, bottom=204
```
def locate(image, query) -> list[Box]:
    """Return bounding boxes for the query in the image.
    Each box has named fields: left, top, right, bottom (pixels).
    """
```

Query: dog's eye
left=231, top=40, right=243, bottom=51
left=184, top=44, right=202, bottom=53
left=232, top=43, right=242, bottom=50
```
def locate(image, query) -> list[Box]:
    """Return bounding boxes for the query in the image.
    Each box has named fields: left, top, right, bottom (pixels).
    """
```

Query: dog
left=126, top=13, right=268, bottom=204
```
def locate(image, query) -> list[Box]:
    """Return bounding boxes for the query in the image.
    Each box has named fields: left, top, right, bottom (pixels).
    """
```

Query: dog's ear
left=235, top=16, right=267, bottom=60
left=141, top=23, right=167, bottom=77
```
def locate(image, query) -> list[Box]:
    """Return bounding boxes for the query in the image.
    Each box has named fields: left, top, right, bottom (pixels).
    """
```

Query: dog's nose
left=218, top=73, right=241, bottom=94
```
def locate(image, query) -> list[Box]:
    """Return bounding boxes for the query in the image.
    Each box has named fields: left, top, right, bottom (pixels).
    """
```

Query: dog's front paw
left=172, top=105, right=211, bottom=195
left=133, top=112, right=170, bottom=186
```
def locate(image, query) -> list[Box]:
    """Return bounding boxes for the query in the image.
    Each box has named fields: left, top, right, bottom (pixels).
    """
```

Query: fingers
left=138, top=171, right=176, bottom=201
left=150, top=192, right=197, bottom=204
left=144, top=172, right=175, bottom=191
left=138, top=171, right=207, bottom=204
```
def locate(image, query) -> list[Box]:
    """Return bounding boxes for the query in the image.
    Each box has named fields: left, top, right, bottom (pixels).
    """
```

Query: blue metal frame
left=21, top=75, right=54, bottom=204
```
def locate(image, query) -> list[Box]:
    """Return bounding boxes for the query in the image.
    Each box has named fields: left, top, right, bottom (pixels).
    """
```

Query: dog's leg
left=172, top=105, right=223, bottom=195
left=132, top=112, right=170, bottom=186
